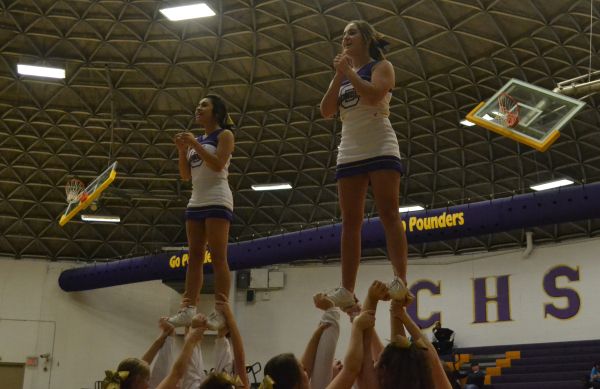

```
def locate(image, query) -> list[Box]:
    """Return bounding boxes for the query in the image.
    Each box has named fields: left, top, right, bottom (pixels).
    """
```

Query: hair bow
left=373, top=35, right=390, bottom=50
left=215, top=372, right=244, bottom=387
left=390, top=335, right=429, bottom=350
left=102, top=370, right=129, bottom=389
left=259, top=375, right=275, bottom=389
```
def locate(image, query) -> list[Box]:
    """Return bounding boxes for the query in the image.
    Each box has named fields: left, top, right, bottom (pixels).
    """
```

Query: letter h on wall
left=473, top=275, right=512, bottom=323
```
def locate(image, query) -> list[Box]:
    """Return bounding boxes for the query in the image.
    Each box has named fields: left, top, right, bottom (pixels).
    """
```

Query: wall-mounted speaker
left=237, top=270, right=250, bottom=289
left=246, top=289, right=255, bottom=303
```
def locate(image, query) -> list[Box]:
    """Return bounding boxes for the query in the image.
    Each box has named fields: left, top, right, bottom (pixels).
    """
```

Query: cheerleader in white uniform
left=320, top=21, right=410, bottom=310
left=167, top=95, right=235, bottom=331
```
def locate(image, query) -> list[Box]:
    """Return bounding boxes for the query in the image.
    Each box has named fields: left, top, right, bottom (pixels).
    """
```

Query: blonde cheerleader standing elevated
left=320, top=20, right=411, bottom=310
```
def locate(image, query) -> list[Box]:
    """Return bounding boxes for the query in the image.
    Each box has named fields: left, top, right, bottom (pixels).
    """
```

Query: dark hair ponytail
left=204, top=94, right=234, bottom=130
left=377, top=344, right=433, bottom=389
left=264, top=353, right=303, bottom=389
left=102, top=358, right=149, bottom=389
left=369, top=35, right=389, bottom=61
left=199, top=372, right=237, bottom=389
left=348, top=20, right=389, bottom=61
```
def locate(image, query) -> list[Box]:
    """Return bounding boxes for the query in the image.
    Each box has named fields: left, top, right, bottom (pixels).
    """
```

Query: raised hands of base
left=188, top=313, right=208, bottom=341
left=313, top=292, right=335, bottom=311
left=368, top=280, right=391, bottom=302
left=214, top=293, right=234, bottom=322
left=390, top=299, right=407, bottom=319
left=353, top=310, right=376, bottom=331
left=159, top=317, right=175, bottom=337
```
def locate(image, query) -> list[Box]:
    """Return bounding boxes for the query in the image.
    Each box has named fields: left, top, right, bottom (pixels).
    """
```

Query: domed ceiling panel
left=0, top=0, right=599, bottom=261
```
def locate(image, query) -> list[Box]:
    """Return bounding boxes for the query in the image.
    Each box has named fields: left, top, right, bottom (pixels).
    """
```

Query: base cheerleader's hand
left=368, top=280, right=390, bottom=302
left=353, top=310, right=375, bottom=330
left=313, top=292, right=335, bottom=311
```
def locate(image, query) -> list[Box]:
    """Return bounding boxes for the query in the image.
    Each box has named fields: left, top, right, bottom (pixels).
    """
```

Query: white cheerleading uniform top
left=187, top=129, right=233, bottom=211
left=337, top=60, right=401, bottom=165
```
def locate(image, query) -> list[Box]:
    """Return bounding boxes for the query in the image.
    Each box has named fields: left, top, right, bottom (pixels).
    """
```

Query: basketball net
left=498, top=93, right=520, bottom=128
left=65, top=178, right=85, bottom=203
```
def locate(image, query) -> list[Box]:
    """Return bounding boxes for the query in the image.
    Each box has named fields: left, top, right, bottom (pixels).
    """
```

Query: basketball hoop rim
left=498, top=93, right=520, bottom=128
left=65, top=178, right=86, bottom=203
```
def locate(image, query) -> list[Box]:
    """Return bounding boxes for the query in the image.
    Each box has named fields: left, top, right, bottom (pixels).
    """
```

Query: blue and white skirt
left=185, top=205, right=233, bottom=222
left=335, top=155, right=404, bottom=180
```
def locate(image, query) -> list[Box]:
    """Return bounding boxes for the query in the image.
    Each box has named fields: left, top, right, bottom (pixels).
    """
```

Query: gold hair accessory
left=390, top=335, right=411, bottom=349
left=259, top=375, right=275, bottom=389
left=215, top=371, right=244, bottom=387
left=102, top=370, right=129, bottom=389
left=376, top=38, right=390, bottom=49
left=226, top=114, right=234, bottom=126
left=390, top=335, right=429, bottom=350
left=372, top=33, right=390, bottom=49
left=413, top=338, right=429, bottom=350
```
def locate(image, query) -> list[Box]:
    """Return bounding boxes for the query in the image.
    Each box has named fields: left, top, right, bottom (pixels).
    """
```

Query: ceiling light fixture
left=159, top=3, right=216, bottom=21
left=460, top=119, right=476, bottom=127
left=161, top=246, right=189, bottom=251
left=81, top=214, right=120, bottom=223
left=399, top=205, right=425, bottom=213
left=530, top=179, right=574, bottom=191
left=251, top=183, right=292, bottom=191
left=17, top=64, right=65, bottom=79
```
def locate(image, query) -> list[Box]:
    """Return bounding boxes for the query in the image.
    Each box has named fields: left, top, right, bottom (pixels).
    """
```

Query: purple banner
left=59, top=183, right=600, bottom=291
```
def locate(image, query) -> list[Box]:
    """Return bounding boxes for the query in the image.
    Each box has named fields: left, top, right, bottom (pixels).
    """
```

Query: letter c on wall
left=407, top=280, right=442, bottom=329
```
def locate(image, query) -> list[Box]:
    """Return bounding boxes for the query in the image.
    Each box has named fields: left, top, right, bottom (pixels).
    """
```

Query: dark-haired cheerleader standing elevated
left=167, top=95, right=235, bottom=331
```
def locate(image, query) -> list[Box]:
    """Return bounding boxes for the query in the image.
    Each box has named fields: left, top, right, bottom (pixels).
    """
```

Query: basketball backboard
left=59, top=162, right=118, bottom=226
left=466, top=79, right=586, bottom=151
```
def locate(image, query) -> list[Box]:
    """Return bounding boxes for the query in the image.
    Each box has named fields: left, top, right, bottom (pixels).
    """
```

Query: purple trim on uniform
left=185, top=205, right=233, bottom=222
left=190, top=129, right=225, bottom=167
left=341, top=61, right=377, bottom=86
left=335, top=155, right=404, bottom=180
left=201, top=140, right=217, bottom=147
left=197, top=128, right=225, bottom=146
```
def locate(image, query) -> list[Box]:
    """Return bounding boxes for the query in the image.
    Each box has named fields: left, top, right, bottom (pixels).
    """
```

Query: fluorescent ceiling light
left=81, top=214, right=120, bottom=223
left=460, top=119, right=476, bottom=127
left=530, top=179, right=574, bottom=191
left=251, top=183, right=292, bottom=191
left=17, top=64, right=65, bottom=79
left=399, top=205, right=425, bottom=213
left=160, top=3, right=215, bottom=21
